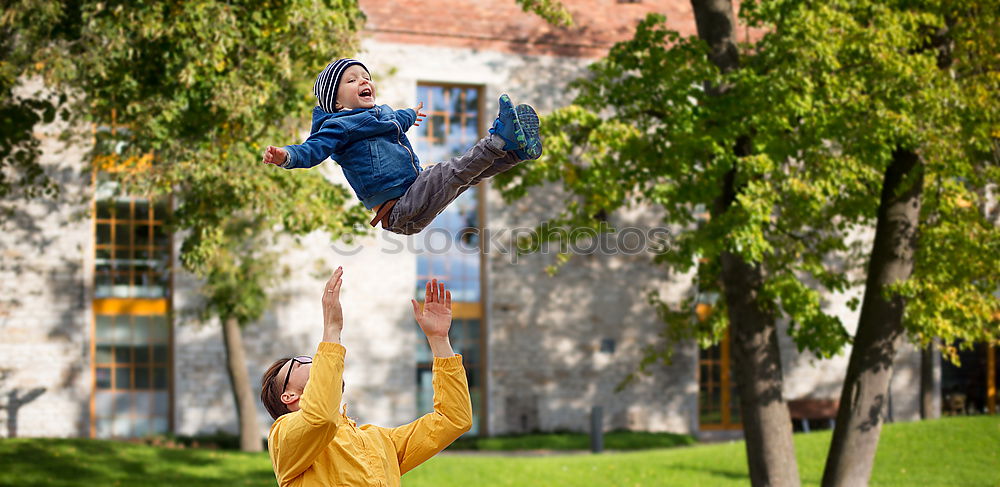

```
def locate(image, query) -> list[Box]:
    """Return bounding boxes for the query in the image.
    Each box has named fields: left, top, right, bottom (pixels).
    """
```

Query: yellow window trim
left=988, top=343, right=996, bottom=415
left=450, top=302, right=482, bottom=319
left=93, top=298, right=168, bottom=315
left=699, top=324, right=741, bottom=430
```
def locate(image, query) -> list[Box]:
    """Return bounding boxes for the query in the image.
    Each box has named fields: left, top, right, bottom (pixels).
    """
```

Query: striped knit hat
left=314, top=58, right=370, bottom=113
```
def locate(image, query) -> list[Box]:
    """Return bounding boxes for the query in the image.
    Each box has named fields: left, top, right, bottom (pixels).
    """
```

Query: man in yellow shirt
left=259, top=267, right=472, bottom=486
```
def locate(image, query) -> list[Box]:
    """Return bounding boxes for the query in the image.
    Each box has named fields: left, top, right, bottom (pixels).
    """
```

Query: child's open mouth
left=360, top=88, right=373, bottom=98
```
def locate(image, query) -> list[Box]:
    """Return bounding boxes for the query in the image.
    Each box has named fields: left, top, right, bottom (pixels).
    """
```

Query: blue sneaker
left=513, top=104, right=541, bottom=160
left=488, top=94, right=526, bottom=151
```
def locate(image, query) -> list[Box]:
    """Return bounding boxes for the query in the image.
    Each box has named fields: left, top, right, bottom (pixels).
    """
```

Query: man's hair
left=261, top=358, right=292, bottom=420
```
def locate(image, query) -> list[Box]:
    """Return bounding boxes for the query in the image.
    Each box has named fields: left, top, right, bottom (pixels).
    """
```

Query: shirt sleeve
left=383, top=354, right=473, bottom=475
left=282, top=118, right=350, bottom=169
left=268, top=342, right=346, bottom=484
left=393, top=108, right=418, bottom=132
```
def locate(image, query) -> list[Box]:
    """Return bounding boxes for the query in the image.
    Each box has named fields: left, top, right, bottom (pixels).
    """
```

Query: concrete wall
left=0, top=80, right=93, bottom=438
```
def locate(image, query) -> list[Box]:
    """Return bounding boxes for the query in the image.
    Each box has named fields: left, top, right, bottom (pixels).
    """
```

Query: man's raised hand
left=410, top=279, right=452, bottom=339
left=322, top=267, right=344, bottom=343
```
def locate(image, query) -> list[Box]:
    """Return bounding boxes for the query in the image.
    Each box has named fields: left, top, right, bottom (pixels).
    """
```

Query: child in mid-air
left=261, top=58, right=542, bottom=235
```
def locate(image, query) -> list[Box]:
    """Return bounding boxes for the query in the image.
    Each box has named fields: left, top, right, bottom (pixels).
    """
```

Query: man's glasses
left=281, top=355, right=312, bottom=393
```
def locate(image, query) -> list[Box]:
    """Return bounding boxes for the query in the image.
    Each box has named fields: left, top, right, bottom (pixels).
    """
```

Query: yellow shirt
left=268, top=342, right=473, bottom=487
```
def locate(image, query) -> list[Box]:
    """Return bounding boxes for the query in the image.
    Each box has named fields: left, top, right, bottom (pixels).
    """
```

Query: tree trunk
left=822, top=149, right=923, bottom=487
left=691, top=1, right=801, bottom=485
left=222, top=316, right=263, bottom=452
left=691, top=0, right=740, bottom=77
left=920, top=339, right=940, bottom=419
left=720, top=250, right=802, bottom=487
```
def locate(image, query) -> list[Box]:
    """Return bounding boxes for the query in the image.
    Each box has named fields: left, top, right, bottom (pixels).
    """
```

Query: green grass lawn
left=1, top=416, right=997, bottom=487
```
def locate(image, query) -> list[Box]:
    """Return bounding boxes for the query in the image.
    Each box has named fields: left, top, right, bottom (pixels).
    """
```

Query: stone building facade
left=0, top=0, right=933, bottom=442
left=0, top=90, right=94, bottom=438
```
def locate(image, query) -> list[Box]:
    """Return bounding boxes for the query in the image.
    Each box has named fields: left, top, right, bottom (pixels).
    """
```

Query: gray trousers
left=385, top=134, right=519, bottom=235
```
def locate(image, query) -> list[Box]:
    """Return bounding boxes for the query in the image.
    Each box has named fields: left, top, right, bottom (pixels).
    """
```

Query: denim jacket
left=281, top=105, right=422, bottom=209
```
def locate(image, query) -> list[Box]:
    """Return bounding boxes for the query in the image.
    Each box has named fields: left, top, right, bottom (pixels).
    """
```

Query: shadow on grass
left=447, top=430, right=695, bottom=451
left=0, top=439, right=274, bottom=487
left=667, top=464, right=748, bottom=482
left=1, top=439, right=146, bottom=485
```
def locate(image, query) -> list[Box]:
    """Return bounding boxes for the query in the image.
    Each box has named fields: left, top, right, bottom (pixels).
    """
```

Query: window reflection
left=413, top=84, right=485, bottom=436
left=93, top=313, right=170, bottom=438
left=94, top=179, right=170, bottom=299
left=413, top=85, right=482, bottom=303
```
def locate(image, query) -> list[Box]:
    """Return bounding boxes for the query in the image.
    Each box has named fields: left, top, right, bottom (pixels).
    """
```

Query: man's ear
left=280, top=391, right=299, bottom=406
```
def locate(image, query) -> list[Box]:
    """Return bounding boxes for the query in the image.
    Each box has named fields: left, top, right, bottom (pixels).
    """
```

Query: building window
left=415, top=84, right=482, bottom=167
left=416, top=315, right=483, bottom=434
left=699, top=327, right=741, bottom=430
left=413, top=83, right=486, bottom=435
left=941, top=341, right=998, bottom=415
left=92, top=172, right=173, bottom=438
left=94, top=181, right=170, bottom=298
left=92, top=303, right=171, bottom=438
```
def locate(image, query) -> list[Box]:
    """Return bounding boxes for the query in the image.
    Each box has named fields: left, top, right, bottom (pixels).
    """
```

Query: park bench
left=787, top=398, right=839, bottom=433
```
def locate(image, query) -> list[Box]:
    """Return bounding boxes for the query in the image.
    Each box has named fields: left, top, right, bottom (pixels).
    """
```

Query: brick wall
left=360, top=0, right=700, bottom=58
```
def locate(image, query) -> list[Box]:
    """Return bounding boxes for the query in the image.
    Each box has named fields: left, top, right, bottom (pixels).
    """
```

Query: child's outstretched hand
left=261, top=146, right=288, bottom=166
left=412, top=102, right=427, bottom=127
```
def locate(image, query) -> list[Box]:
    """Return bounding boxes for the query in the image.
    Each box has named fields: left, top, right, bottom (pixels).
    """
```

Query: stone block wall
left=486, top=184, right=699, bottom=435
left=0, top=80, right=93, bottom=438
left=172, top=176, right=420, bottom=439
left=776, top=228, right=926, bottom=424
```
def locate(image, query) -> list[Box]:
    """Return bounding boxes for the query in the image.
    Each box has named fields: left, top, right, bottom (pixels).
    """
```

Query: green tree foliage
left=7, top=0, right=370, bottom=450
left=1, top=1, right=64, bottom=212
left=515, top=0, right=574, bottom=27
left=13, top=0, right=371, bottom=305
left=737, top=0, right=1000, bottom=358
left=497, top=0, right=999, bottom=367
left=495, top=1, right=998, bottom=482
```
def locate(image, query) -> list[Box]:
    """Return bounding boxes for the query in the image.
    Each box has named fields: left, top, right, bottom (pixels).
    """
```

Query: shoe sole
left=515, top=104, right=542, bottom=159
left=498, top=94, right=528, bottom=151
left=504, top=94, right=528, bottom=150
